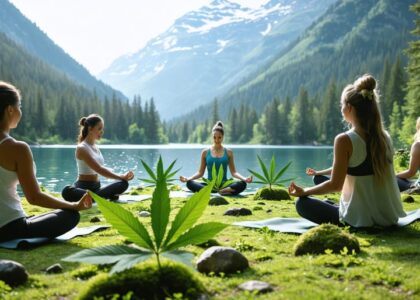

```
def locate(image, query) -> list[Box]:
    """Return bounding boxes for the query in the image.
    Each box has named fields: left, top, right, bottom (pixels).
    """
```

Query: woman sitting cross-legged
left=0, top=81, right=92, bottom=243
left=288, top=74, right=406, bottom=227
left=179, top=121, right=252, bottom=195
left=396, top=116, right=420, bottom=192
left=61, top=114, right=134, bottom=202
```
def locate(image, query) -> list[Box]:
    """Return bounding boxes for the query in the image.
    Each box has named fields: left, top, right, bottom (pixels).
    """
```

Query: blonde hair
left=341, top=74, right=391, bottom=182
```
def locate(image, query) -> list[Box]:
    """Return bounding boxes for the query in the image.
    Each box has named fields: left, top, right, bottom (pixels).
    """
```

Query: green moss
left=293, top=224, right=360, bottom=256
left=78, top=261, right=205, bottom=300
left=71, top=265, right=99, bottom=280
left=253, top=186, right=291, bottom=200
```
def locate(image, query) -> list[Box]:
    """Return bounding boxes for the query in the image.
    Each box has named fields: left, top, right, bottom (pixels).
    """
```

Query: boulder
left=196, top=246, right=249, bottom=274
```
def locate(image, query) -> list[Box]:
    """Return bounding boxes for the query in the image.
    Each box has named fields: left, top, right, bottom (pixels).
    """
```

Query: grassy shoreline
left=1, top=190, right=420, bottom=299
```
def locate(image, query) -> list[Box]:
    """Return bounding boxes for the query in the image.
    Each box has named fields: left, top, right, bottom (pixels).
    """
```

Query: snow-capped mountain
left=99, top=0, right=336, bottom=119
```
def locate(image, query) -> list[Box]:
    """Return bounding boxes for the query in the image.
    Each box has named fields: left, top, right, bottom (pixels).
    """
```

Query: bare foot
left=219, top=187, right=234, bottom=195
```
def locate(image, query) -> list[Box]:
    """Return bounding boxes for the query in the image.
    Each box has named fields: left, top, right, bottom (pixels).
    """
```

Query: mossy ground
left=1, top=190, right=420, bottom=299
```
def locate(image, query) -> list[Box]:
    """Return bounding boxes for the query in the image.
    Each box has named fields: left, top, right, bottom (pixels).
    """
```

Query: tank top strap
left=0, top=136, right=11, bottom=145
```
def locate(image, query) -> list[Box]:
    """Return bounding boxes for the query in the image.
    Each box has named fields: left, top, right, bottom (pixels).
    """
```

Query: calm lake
left=31, top=144, right=334, bottom=193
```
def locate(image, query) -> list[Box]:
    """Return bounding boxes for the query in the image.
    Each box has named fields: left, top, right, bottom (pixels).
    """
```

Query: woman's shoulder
left=2, top=138, right=31, bottom=158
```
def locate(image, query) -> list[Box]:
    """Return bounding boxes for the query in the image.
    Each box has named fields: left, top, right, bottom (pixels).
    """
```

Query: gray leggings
left=0, top=210, right=80, bottom=242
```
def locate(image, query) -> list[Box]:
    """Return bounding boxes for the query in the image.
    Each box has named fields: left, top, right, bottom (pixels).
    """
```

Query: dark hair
left=0, top=81, right=21, bottom=123
left=78, top=114, right=103, bottom=142
left=212, top=121, right=224, bottom=135
left=341, top=74, right=390, bottom=182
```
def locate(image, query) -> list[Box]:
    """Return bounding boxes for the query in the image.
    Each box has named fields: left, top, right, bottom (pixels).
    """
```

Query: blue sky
left=10, top=0, right=266, bottom=75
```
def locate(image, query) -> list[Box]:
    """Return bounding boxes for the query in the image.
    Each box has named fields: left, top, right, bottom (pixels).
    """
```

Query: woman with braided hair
left=61, top=114, right=134, bottom=202
left=289, top=74, right=405, bottom=227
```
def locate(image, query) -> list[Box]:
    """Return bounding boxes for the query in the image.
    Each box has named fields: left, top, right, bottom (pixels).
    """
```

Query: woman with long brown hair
left=0, top=81, right=92, bottom=242
left=289, top=74, right=405, bottom=227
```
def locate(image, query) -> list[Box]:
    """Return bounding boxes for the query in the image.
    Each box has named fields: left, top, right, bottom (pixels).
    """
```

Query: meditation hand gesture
left=120, top=171, right=134, bottom=181
left=75, top=193, right=92, bottom=211
left=179, top=176, right=188, bottom=183
left=306, top=168, right=317, bottom=176
left=288, top=182, right=306, bottom=197
left=245, top=176, right=253, bottom=183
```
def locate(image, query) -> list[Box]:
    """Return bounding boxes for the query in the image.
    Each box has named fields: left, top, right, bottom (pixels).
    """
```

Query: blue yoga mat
left=234, top=209, right=420, bottom=234
left=0, top=225, right=109, bottom=249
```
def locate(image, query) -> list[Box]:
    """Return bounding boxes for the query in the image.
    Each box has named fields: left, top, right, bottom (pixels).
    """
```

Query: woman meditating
left=288, top=74, right=406, bottom=227
left=179, top=121, right=252, bottom=195
left=396, top=117, right=420, bottom=192
left=0, top=81, right=92, bottom=242
left=61, top=114, right=134, bottom=202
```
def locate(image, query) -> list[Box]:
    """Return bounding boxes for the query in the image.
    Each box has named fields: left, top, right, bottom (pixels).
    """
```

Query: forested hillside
left=167, top=0, right=417, bottom=146
left=0, top=32, right=166, bottom=144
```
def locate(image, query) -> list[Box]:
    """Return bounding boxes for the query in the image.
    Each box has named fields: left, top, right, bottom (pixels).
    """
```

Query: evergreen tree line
left=0, top=31, right=167, bottom=144
left=167, top=52, right=414, bottom=146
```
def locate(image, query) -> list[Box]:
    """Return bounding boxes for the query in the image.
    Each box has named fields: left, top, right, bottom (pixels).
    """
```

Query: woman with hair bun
left=180, top=121, right=252, bottom=195
left=288, top=74, right=405, bottom=227
left=61, top=114, right=134, bottom=202
left=396, top=116, right=420, bottom=191
left=0, top=81, right=92, bottom=242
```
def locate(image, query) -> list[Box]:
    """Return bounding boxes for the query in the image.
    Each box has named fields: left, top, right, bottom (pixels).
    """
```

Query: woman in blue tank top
left=396, top=117, right=420, bottom=191
left=180, top=121, right=252, bottom=195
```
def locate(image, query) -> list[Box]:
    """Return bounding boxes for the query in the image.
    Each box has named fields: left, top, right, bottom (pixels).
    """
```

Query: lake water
left=31, top=144, right=334, bottom=193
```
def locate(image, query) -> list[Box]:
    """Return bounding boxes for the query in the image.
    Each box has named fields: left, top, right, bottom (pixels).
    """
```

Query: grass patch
left=1, top=194, right=420, bottom=299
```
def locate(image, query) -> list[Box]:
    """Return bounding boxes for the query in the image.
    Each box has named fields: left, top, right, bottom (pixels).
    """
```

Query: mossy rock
left=209, top=196, right=229, bottom=206
left=253, top=186, right=290, bottom=201
left=78, top=261, right=205, bottom=300
left=293, top=224, right=360, bottom=256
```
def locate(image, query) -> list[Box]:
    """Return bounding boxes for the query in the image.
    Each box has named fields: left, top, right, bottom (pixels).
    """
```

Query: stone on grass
left=402, top=195, right=415, bottom=203
left=0, top=260, right=28, bottom=287
left=223, top=208, right=252, bottom=216
left=138, top=211, right=151, bottom=217
left=294, top=224, right=360, bottom=256
left=238, top=280, right=274, bottom=294
left=253, top=186, right=290, bottom=201
left=209, top=196, right=229, bottom=206
left=78, top=261, right=205, bottom=300
left=45, top=263, right=63, bottom=274
left=196, top=246, right=249, bottom=274
left=90, top=216, right=101, bottom=223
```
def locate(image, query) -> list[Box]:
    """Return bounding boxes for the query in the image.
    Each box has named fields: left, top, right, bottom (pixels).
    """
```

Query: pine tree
left=212, top=98, right=220, bottom=125
left=384, top=56, right=405, bottom=125
left=320, top=80, right=342, bottom=144
left=229, top=108, right=238, bottom=142
left=400, top=2, right=420, bottom=145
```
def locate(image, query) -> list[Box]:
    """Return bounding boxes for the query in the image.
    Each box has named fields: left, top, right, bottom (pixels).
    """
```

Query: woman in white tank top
left=288, top=74, right=405, bottom=228
left=0, top=81, right=92, bottom=242
left=61, top=114, right=134, bottom=202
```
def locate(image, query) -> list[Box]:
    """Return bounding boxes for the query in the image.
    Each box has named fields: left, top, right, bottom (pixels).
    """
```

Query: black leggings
left=186, top=180, right=247, bottom=195
left=0, top=210, right=80, bottom=242
left=294, top=174, right=341, bottom=225
left=396, top=177, right=416, bottom=192
left=62, top=180, right=129, bottom=202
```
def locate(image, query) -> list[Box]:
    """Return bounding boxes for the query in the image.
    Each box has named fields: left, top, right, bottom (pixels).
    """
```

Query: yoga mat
left=0, top=225, right=109, bottom=250
left=117, top=194, right=152, bottom=202
left=234, top=209, right=420, bottom=234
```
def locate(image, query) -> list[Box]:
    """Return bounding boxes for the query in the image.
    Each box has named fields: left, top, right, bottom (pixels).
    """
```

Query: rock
left=253, top=206, right=263, bottom=211
left=266, top=209, right=272, bottom=213
left=294, top=224, right=360, bottom=256
left=45, top=263, right=63, bottom=274
left=196, top=246, right=249, bottom=274
left=402, top=195, right=415, bottom=203
left=257, top=202, right=266, bottom=205
left=138, top=211, right=151, bottom=217
left=223, top=208, right=252, bottom=216
left=209, top=196, right=229, bottom=206
left=238, top=280, right=274, bottom=294
left=0, top=260, right=28, bottom=287
left=90, top=216, right=101, bottom=223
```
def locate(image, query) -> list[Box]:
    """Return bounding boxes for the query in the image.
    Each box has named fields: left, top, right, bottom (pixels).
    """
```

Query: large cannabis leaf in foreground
left=64, top=156, right=227, bottom=273
left=202, top=163, right=235, bottom=192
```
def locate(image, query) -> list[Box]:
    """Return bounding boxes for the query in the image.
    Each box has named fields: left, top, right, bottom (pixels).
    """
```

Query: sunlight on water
left=31, top=145, right=334, bottom=193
